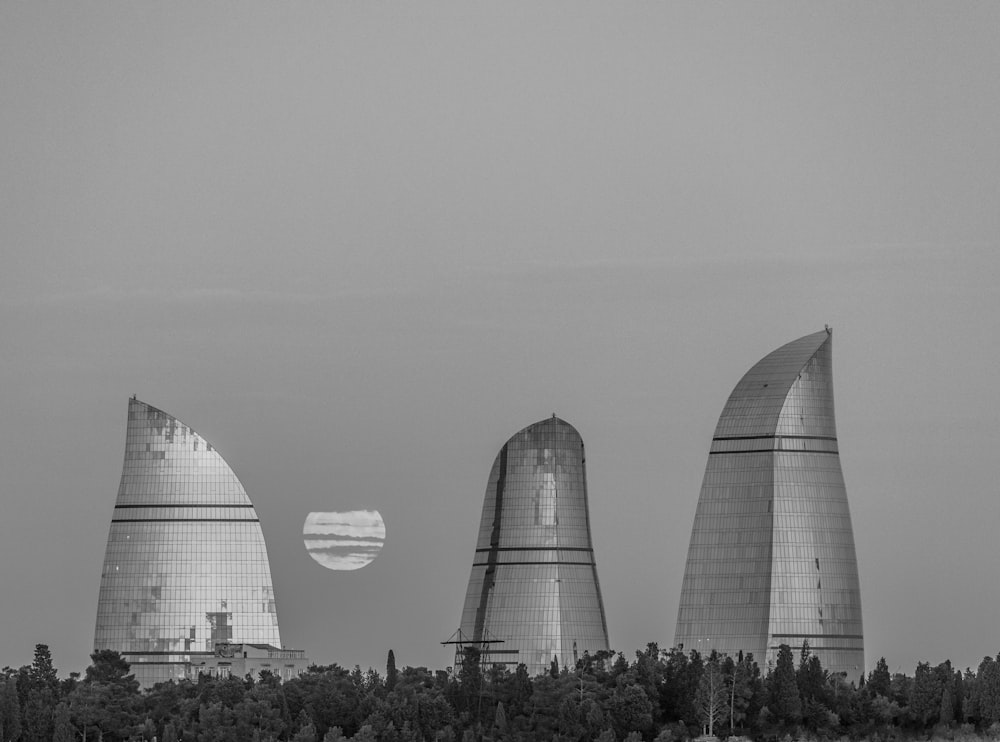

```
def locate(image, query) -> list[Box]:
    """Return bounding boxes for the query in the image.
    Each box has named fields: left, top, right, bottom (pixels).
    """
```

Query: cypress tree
left=20, top=644, right=59, bottom=742
left=386, top=649, right=398, bottom=691
left=910, top=662, right=942, bottom=728
left=769, top=644, right=801, bottom=725
left=868, top=657, right=891, bottom=698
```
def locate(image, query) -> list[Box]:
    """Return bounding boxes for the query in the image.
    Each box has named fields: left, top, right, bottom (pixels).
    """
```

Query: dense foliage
left=4, top=643, right=1000, bottom=742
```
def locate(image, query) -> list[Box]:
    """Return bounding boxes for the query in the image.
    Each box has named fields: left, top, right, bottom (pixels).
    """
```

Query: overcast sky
left=2, top=3, right=998, bottom=679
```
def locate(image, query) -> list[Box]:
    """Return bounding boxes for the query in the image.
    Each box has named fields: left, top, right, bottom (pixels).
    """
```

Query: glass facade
left=94, top=398, right=282, bottom=687
left=458, top=417, right=610, bottom=677
left=674, top=330, right=864, bottom=677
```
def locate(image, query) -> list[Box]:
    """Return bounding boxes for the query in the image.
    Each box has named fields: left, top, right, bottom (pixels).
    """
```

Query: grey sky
left=1, top=3, right=998, bottom=678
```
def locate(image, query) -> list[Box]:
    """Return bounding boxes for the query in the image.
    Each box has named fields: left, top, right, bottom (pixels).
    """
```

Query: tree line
left=3, top=643, right=1000, bottom=742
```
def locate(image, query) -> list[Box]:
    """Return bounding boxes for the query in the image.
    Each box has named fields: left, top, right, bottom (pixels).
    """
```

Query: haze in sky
left=1, top=3, right=998, bottom=679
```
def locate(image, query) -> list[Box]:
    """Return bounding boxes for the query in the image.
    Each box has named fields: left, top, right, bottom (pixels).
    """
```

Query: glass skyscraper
left=457, top=416, right=610, bottom=676
left=674, top=329, right=864, bottom=676
left=94, top=398, right=282, bottom=687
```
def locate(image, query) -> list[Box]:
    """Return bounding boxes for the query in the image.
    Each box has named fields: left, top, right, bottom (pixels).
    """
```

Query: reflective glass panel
left=94, top=399, right=282, bottom=687
left=458, top=417, right=610, bottom=676
left=674, top=331, right=864, bottom=676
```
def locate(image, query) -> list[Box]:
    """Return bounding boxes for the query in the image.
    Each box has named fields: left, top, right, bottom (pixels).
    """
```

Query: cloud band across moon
left=303, top=511, right=386, bottom=571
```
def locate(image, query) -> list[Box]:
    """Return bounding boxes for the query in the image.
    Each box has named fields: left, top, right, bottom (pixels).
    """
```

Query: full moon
left=303, top=510, right=386, bottom=571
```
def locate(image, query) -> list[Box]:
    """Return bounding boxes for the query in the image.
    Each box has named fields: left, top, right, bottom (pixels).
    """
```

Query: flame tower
left=674, top=329, right=864, bottom=676
left=457, top=416, right=610, bottom=676
left=94, top=398, right=282, bottom=686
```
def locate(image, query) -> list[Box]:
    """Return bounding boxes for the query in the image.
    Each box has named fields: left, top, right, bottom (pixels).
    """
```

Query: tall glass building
left=674, top=330, right=864, bottom=676
left=457, top=416, right=610, bottom=676
left=94, top=398, right=282, bottom=687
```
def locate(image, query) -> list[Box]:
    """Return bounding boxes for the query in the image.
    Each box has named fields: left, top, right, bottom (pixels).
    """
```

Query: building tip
left=825, top=324, right=832, bottom=335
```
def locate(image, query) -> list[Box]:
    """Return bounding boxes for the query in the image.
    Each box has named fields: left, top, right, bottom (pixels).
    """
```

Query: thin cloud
left=0, top=286, right=326, bottom=308
left=304, top=539, right=385, bottom=550
left=304, top=511, right=386, bottom=539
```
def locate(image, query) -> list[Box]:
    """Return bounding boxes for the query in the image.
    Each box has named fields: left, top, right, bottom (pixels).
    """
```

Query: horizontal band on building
left=710, top=433, right=839, bottom=455
left=712, top=435, right=838, bottom=442
left=771, top=633, right=864, bottom=640
left=111, top=518, right=261, bottom=523
left=769, top=646, right=862, bottom=652
left=475, top=547, right=593, bottom=553
left=114, top=504, right=254, bottom=509
left=472, top=560, right=596, bottom=567
left=709, top=448, right=839, bottom=455
left=121, top=651, right=215, bottom=656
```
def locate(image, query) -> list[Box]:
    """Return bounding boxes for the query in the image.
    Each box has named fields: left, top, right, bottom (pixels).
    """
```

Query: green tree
left=386, top=650, right=398, bottom=692
left=238, top=684, right=291, bottom=741
left=292, top=709, right=318, bottom=742
left=931, top=661, right=958, bottom=726
left=67, top=681, right=104, bottom=742
left=51, top=703, right=73, bottom=742
left=456, top=647, right=482, bottom=718
left=797, top=650, right=828, bottom=708
left=0, top=676, right=21, bottom=742
left=18, top=644, right=60, bottom=742
left=797, top=649, right=835, bottom=732
left=162, top=720, right=179, bottom=742
left=976, top=655, right=1000, bottom=725
left=868, top=657, right=891, bottom=698
left=195, top=701, right=239, bottom=742
left=940, top=681, right=955, bottom=725
left=768, top=644, right=801, bottom=725
left=581, top=697, right=608, bottom=739
left=952, top=668, right=965, bottom=723
left=632, top=643, right=665, bottom=723
left=890, top=671, right=913, bottom=708
left=869, top=693, right=901, bottom=726
left=962, top=668, right=978, bottom=723
left=281, top=664, right=358, bottom=738
left=610, top=683, right=653, bottom=739
left=695, top=651, right=727, bottom=736
left=493, top=700, right=507, bottom=737
left=27, top=645, right=58, bottom=694
left=84, top=650, right=137, bottom=691
left=909, top=661, right=943, bottom=728
left=492, top=662, right=532, bottom=722
left=524, top=675, right=569, bottom=738
left=724, top=653, right=755, bottom=732
left=659, top=648, right=702, bottom=726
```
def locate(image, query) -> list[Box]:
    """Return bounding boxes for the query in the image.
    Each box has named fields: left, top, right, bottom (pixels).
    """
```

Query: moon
left=303, top=510, right=386, bottom=571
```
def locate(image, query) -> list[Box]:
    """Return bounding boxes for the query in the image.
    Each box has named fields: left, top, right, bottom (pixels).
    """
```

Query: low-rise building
left=187, top=642, right=311, bottom=682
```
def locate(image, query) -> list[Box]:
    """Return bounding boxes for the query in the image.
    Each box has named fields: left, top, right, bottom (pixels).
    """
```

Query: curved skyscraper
left=457, top=416, right=610, bottom=676
left=95, top=398, right=282, bottom=686
left=674, top=329, right=864, bottom=676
